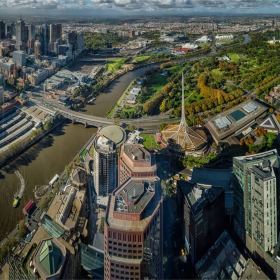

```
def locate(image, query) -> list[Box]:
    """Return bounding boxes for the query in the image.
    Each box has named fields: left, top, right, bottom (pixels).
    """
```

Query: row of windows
left=111, top=263, right=139, bottom=269
left=108, top=247, right=142, bottom=254
left=110, top=275, right=140, bottom=280
left=108, top=241, right=142, bottom=248
left=111, top=270, right=140, bottom=276
left=110, top=252, right=142, bottom=259
left=108, top=232, right=142, bottom=243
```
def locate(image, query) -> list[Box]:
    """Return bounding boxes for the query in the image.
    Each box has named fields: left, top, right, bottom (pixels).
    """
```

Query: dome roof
left=98, top=125, right=126, bottom=147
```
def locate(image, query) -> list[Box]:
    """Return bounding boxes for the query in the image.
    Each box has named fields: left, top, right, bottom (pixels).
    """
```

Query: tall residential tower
left=233, top=150, right=279, bottom=260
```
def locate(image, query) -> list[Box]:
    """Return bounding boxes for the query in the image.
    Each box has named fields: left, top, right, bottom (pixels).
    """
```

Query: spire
left=178, top=72, right=187, bottom=131
left=181, top=72, right=186, bottom=123
left=164, top=71, right=207, bottom=152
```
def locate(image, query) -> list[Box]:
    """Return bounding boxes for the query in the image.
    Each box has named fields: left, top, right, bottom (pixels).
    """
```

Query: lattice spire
left=165, top=71, right=207, bottom=152
left=178, top=72, right=187, bottom=131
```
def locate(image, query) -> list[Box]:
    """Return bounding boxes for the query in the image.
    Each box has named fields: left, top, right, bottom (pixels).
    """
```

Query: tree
left=128, top=125, right=135, bottom=132
left=18, top=220, right=27, bottom=239
left=269, top=107, right=274, bottom=114
left=40, top=197, right=48, bottom=211
left=159, top=123, right=167, bottom=131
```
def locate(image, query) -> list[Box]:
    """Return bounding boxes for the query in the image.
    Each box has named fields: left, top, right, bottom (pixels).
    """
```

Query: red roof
left=173, top=47, right=182, bottom=51
left=181, top=48, right=192, bottom=52
left=24, top=200, right=34, bottom=212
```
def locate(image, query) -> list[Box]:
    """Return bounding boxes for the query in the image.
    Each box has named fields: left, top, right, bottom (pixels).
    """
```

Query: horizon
left=0, top=0, right=280, bottom=17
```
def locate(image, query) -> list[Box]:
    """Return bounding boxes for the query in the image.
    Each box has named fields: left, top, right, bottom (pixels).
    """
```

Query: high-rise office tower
left=233, top=150, right=279, bottom=258
left=104, top=164, right=163, bottom=279
left=34, top=40, right=41, bottom=59
left=15, top=19, right=26, bottom=51
left=50, top=24, right=62, bottom=49
left=0, top=86, right=4, bottom=105
left=93, top=125, right=126, bottom=196
left=177, top=181, right=225, bottom=265
left=68, top=31, right=77, bottom=52
left=39, top=24, right=50, bottom=55
left=77, top=33, right=84, bottom=50
left=13, top=51, right=26, bottom=67
left=27, top=24, right=35, bottom=41
left=0, top=21, right=5, bottom=39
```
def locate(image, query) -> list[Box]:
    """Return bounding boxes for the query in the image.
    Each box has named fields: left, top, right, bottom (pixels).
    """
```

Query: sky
left=0, top=0, right=280, bottom=15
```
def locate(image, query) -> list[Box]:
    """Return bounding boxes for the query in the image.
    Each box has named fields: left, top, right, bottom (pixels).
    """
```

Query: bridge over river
left=57, top=107, right=175, bottom=129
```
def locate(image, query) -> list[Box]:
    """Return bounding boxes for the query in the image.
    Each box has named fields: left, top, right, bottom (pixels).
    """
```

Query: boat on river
left=88, top=97, right=96, bottom=104
left=13, top=196, right=21, bottom=208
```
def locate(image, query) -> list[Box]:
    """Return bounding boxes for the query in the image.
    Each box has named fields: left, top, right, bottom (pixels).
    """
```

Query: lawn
left=123, top=105, right=134, bottom=112
left=229, top=53, right=240, bottom=63
left=106, top=58, right=128, bottom=73
left=211, top=69, right=224, bottom=76
left=166, top=65, right=184, bottom=72
left=142, top=134, right=162, bottom=149
left=197, top=42, right=211, bottom=47
left=150, top=73, right=168, bottom=92
left=133, top=56, right=151, bottom=62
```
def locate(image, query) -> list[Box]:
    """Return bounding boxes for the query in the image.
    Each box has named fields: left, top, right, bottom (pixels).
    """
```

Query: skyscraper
left=93, top=125, right=126, bottom=196
left=50, top=23, right=62, bottom=48
left=40, top=24, right=50, bottom=55
left=104, top=166, right=163, bottom=279
left=15, top=19, right=26, bottom=51
left=27, top=24, right=35, bottom=41
left=177, top=181, right=225, bottom=264
left=0, top=21, right=5, bottom=39
left=68, top=31, right=77, bottom=52
left=233, top=150, right=279, bottom=259
left=0, top=86, right=4, bottom=105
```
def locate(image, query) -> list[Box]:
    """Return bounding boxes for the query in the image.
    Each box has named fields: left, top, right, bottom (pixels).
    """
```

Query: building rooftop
left=191, top=168, right=233, bottom=190
left=120, top=144, right=157, bottom=173
left=39, top=239, right=63, bottom=275
left=234, top=149, right=278, bottom=164
left=34, top=237, right=66, bottom=279
left=123, top=144, right=150, bottom=162
left=179, top=180, right=224, bottom=216
left=161, top=125, right=207, bottom=152
left=93, top=233, right=105, bottom=253
left=195, top=230, right=248, bottom=280
left=206, top=100, right=267, bottom=143
left=98, top=125, right=126, bottom=148
left=106, top=177, right=162, bottom=231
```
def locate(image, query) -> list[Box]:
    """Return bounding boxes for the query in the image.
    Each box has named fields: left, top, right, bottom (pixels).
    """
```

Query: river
left=242, top=34, right=251, bottom=45
left=0, top=64, right=156, bottom=240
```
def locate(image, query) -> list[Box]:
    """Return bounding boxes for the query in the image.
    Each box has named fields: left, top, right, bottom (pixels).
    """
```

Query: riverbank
left=0, top=117, right=65, bottom=168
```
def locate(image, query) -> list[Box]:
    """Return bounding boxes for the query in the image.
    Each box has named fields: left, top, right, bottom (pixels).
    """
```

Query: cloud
left=0, top=0, right=280, bottom=12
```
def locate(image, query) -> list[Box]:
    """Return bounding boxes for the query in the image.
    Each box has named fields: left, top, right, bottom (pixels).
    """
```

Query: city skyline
left=0, top=0, right=280, bottom=15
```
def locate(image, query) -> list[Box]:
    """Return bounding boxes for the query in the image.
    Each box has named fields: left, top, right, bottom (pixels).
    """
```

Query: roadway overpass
left=57, top=108, right=176, bottom=129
